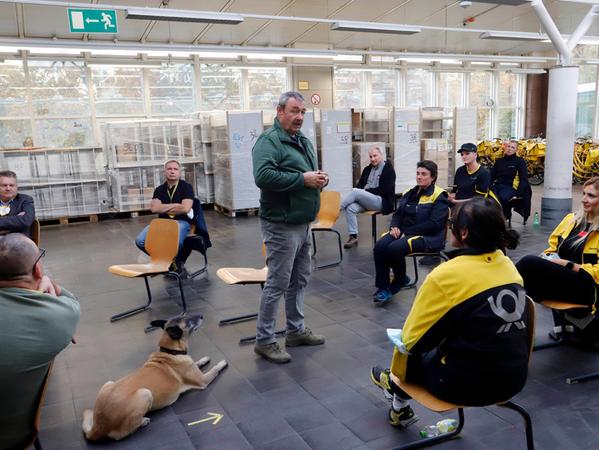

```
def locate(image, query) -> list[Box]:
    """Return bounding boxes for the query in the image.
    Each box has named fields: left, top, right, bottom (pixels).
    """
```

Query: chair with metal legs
left=109, top=218, right=188, bottom=332
left=312, top=190, right=343, bottom=270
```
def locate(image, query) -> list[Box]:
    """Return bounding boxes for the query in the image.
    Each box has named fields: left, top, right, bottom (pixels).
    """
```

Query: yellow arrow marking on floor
left=187, top=412, right=223, bottom=426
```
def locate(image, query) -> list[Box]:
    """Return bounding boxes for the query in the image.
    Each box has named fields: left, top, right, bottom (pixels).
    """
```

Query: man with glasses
left=0, top=233, right=80, bottom=449
left=0, top=170, right=35, bottom=238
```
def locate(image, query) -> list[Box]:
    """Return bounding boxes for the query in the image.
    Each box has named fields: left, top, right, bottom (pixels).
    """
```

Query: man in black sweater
left=340, top=146, right=396, bottom=248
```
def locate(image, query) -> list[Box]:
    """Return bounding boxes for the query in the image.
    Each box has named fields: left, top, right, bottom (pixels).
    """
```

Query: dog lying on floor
left=82, top=314, right=227, bottom=441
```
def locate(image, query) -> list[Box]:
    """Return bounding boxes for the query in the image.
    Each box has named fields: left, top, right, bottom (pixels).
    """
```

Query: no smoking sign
left=310, top=93, right=321, bottom=105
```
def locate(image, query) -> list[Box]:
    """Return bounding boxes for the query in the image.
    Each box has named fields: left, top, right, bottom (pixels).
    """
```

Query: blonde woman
left=516, top=177, right=599, bottom=312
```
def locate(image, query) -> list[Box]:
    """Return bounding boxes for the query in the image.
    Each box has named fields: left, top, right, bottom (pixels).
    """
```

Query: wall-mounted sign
left=311, top=93, right=321, bottom=105
left=68, top=8, right=118, bottom=33
left=298, top=81, right=310, bottom=90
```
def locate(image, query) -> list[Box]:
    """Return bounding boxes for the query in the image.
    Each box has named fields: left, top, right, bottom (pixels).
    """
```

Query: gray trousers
left=257, top=219, right=312, bottom=344
left=340, top=188, right=383, bottom=235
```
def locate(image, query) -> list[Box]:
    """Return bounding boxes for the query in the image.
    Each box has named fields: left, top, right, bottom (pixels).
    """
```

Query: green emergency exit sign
left=68, top=9, right=118, bottom=33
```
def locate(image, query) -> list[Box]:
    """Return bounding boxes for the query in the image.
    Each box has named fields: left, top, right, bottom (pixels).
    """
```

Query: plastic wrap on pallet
left=352, top=142, right=386, bottom=186
left=422, top=139, right=449, bottom=188
left=212, top=111, right=261, bottom=211
left=0, top=146, right=109, bottom=220
left=393, top=108, right=420, bottom=193
left=320, top=109, right=352, bottom=197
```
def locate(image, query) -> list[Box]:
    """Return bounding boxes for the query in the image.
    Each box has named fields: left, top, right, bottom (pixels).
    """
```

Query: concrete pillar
left=541, top=65, right=578, bottom=227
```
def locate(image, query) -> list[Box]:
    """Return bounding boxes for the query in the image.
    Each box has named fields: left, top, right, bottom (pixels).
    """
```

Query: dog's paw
left=197, top=356, right=210, bottom=367
left=217, top=360, right=228, bottom=371
left=141, top=417, right=151, bottom=427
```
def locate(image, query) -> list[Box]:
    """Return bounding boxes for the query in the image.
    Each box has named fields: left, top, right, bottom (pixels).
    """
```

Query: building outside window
left=370, top=70, right=396, bottom=107
left=0, top=61, right=31, bottom=149
left=199, top=64, right=241, bottom=110
left=334, top=69, right=365, bottom=108
left=438, top=72, right=463, bottom=109
left=496, top=72, right=519, bottom=139
left=248, top=68, right=287, bottom=110
left=28, top=61, right=92, bottom=147
left=148, top=63, right=195, bottom=116
left=576, top=64, right=597, bottom=138
left=469, top=71, right=493, bottom=140
left=91, top=66, right=145, bottom=117
left=406, top=68, right=433, bottom=107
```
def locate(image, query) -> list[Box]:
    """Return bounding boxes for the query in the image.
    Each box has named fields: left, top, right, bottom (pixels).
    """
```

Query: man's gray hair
left=370, top=145, right=385, bottom=157
left=278, top=91, right=305, bottom=108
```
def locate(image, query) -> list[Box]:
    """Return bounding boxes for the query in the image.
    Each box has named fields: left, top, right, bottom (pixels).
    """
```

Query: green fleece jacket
left=252, top=118, right=320, bottom=224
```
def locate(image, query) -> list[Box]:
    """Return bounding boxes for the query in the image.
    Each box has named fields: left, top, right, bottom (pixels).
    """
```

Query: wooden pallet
left=40, top=214, right=99, bottom=226
left=214, top=204, right=259, bottom=218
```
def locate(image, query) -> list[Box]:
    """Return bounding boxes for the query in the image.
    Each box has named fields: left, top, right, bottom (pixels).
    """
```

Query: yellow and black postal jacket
left=390, top=249, right=530, bottom=405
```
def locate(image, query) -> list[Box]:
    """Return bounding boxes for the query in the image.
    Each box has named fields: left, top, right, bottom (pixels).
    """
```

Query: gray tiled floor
left=36, top=185, right=599, bottom=449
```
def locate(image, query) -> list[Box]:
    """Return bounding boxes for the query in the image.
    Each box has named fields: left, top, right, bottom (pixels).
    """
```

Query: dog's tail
left=82, top=409, right=98, bottom=440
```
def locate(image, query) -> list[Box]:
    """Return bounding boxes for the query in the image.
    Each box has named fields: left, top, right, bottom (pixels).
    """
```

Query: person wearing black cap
left=449, top=143, right=491, bottom=206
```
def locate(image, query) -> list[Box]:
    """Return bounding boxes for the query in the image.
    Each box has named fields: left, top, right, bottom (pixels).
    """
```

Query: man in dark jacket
left=252, top=91, right=327, bottom=364
left=341, top=146, right=396, bottom=248
left=0, top=171, right=35, bottom=239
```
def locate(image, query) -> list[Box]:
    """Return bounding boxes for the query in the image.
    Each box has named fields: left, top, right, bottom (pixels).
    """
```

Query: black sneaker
left=371, top=366, right=394, bottom=402
left=388, top=405, right=419, bottom=428
left=419, top=255, right=441, bottom=266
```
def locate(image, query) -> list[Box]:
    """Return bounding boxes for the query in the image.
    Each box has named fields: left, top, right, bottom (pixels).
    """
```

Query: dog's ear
left=150, top=320, right=167, bottom=329
left=166, top=326, right=183, bottom=340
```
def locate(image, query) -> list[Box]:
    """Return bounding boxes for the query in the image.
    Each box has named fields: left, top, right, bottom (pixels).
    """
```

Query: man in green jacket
left=252, top=91, right=327, bottom=363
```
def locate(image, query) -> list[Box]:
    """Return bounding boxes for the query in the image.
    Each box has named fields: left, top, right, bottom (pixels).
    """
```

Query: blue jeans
left=257, top=219, right=312, bottom=344
left=135, top=220, right=190, bottom=260
left=340, top=188, right=383, bottom=235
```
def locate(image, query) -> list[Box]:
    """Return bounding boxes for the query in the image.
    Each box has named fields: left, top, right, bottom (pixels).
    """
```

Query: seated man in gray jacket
left=0, top=233, right=80, bottom=449
left=0, top=170, right=35, bottom=239
left=341, top=146, right=396, bottom=248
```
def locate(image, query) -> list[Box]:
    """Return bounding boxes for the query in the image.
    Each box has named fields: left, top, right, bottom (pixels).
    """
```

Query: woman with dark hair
left=516, top=177, right=599, bottom=335
left=371, top=197, right=528, bottom=429
left=372, top=160, right=449, bottom=304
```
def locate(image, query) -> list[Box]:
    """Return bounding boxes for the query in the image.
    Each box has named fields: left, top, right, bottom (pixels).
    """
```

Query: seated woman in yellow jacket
left=370, top=197, right=529, bottom=428
left=516, top=177, right=599, bottom=337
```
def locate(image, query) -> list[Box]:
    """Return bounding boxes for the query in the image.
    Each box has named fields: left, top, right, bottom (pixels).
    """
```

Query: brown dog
left=82, top=315, right=227, bottom=440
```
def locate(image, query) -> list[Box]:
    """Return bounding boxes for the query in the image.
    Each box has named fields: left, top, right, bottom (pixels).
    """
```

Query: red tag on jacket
left=578, top=230, right=589, bottom=238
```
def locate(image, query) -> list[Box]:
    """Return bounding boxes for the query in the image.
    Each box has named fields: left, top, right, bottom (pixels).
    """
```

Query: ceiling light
left=87, top=60, right=164, bottom=68
left=470, top=0, right=532, bottom=5
left=499, top=62, right=521, bottom=66
left=333, top=54, right=363, bottom=62
left=438, top=59, right=463, bottom=65
left=246, top=54, right=284, bottom=60
left=27, top=47, right=84, bottom=55
left=0, top=46, right=20, bottom=54
left=90, top=49, right=140, bottom=56
left=397, top=57, right=434, bottom=63
left=507, top=68, right=547, bottom=74
left=144, top=51, right=192, bottom=57
left=583, top=59, right=599, bottom=64
left=471, top=61, right=493, bottom=66
left=125, top=7, right=244, bottom=24
left=331, top=21, right=421, bottom=35
left=195, top=52, right=239, bottom=59
left=0, top=59, right=22, bottom=66
left=480, top=31, right=547, bottom=41
left=334, top=66, right=395, bottom=72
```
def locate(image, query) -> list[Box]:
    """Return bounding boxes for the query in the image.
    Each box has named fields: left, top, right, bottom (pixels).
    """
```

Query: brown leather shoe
left=344, top=236, right=359, bottom=249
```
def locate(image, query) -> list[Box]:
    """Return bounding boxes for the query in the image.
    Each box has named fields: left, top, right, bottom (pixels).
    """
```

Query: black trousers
left=373, top=234, right=427, bottom=290
left=493, top=184, right=517, bottom=219
left=516, top=255, right=596, bottom=306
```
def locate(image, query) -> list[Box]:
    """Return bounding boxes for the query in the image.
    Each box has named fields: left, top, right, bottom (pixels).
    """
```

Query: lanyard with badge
left=0, top=201, right=10, bottom=217
left=167, top=181, right=178, bottom=218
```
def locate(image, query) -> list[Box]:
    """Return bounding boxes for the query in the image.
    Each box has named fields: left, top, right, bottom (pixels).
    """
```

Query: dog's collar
left=159, top=346, right=187, bottom=356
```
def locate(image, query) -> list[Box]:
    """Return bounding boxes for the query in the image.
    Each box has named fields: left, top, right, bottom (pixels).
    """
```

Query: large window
left=0, top=61, right=31, bottom=149
left=406, top=69, right=432, bottom=107
left=371, top=70, right=396, bottom=107
left=576, top=65, right=597, bottom=138
left=438, top=72, right=463, bottom=108
left=469, top=71, right=493, bottom=139
left=148, top=64, right=195, bottom=115
left=334, top=70, right=365, bottom=108
left=248, top=68, right=287, bottom=110
left=92, top=66, right=145, bottom=117
left=28, top=61, right=92, bottom=147
left=496, top=72, right=519, bottom=139
left=199, top=64, right=241, bottom=110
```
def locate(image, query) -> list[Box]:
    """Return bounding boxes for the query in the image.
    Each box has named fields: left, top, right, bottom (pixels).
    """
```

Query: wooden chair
left=15, top=362, right=53, bottom=450
left=31, top=219, right=41, bottom=247
left=109, top=219, right=187, bottom=332
left=533, top=299, right=599, bottom=384
left=389, top=296, right=536, bottom=450
left=312, top=190, right=343, bottom=270
left=216, top=244, right=284, bottom=344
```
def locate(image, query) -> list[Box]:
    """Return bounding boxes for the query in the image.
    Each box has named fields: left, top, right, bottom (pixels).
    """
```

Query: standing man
left=341, top=145, right=396, bottom=248
left=0, top=233, right=80, bottom=449
left=252, top=91, right=327, bottom=364
left=449, top=143, right=491, bottom=206
left=135, top=160, right=194, bottom=275
left=0, top=171, right=35, bottom=238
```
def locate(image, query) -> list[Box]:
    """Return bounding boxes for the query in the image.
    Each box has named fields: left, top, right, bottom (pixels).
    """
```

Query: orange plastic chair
left=389, top=296, right=535, bottom=450
left=312, top=190, right=343, bottom=269
left=109, top=219, right=187, bottom=330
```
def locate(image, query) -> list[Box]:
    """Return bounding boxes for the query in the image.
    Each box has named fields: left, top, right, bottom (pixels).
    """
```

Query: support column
left=541, top=65, right=578, bottom=226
